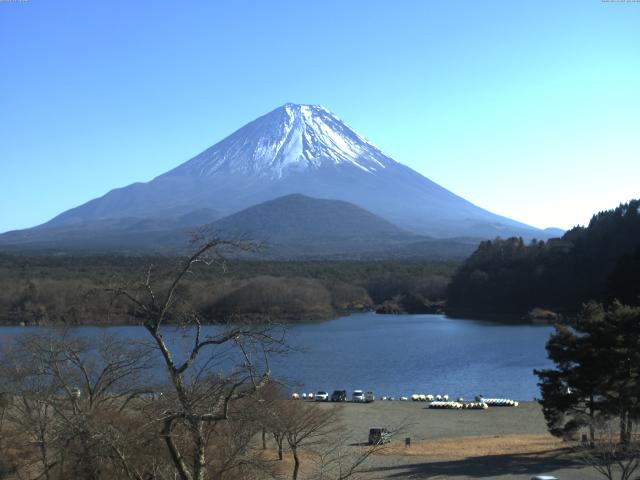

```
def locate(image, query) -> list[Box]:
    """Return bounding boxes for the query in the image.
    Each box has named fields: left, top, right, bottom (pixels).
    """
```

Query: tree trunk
left=588, top=395, right=595, bottom=442
left=620, top=410, right=629, bottom=445
left=39, top=441, right=50, bottom=480
left=192, top=421, right=207, bottom=480
left=291, top=445, right=300, bottom=480
left=38, top=424, right=50, bottom=480
left=78, top=438, right=101, bottom=480
left=273, top=433, right=283, bottom=460
left=162, top=418, right=193, bottom=480
left=58, top=448, right=65, bottom=480
left=262, top=428, right=267, bottom=450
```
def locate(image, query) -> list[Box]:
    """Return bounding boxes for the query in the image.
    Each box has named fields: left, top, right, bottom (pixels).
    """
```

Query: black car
left=368, top=428, right=392, bottom=445
left=331, top=390, right=347, bottom=402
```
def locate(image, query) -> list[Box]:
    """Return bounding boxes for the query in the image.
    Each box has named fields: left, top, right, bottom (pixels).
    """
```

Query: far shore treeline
left=0, top=257, right=454, bottom=325
left=1, top=199, right=638, bottom=326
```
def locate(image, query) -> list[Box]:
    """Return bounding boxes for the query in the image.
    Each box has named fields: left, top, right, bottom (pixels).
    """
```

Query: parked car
left=352, top=390, right=365, bottom=403
left=530, top=477, right=558, bottom=480
left=331, top=390, right=347, bottom=402
left=315, top=391, right=329, bottom=401
left=365, top=391, right=375, bottom=403
left=368, top=427, right=392, bottom=445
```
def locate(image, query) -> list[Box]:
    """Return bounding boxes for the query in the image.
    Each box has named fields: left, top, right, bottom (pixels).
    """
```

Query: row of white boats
left=396, top=395, right=519, bottom=409
left=426, top=399, right=519, bottom=409
left=429, top=401, right=489, bottom=410
left=291, top=391, right=519, bottom=409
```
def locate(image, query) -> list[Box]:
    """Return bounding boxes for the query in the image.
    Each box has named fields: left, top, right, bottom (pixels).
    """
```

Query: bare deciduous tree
left=111, top=237, right=286, bottom=480
left=280, top=402, right=341, bottom=480
left=577, top=419, right=640, bottom=480
left=0, top=331, right=158, bottom=480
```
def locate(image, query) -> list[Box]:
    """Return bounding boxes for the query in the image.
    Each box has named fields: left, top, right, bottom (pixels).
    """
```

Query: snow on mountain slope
left=164, top=104, right=393, bottom=179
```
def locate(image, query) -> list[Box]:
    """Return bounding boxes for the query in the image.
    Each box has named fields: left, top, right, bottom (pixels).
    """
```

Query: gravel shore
left=312, top=400, right=603, bottom=480
left=328, top=400, right=549, bottom=441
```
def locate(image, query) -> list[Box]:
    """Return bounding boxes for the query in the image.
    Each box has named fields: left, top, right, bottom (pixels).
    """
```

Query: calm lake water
left=0, top=313, right=555, bottom=400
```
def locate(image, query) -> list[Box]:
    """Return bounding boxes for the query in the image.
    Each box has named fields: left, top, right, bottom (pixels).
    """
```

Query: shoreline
left=0, top=308, right=559, bottom=327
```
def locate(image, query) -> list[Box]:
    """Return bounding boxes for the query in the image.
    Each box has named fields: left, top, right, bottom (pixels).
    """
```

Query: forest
left=0, top=254, right=454, bottom=325
left=447, top=199, right=640, bottom=317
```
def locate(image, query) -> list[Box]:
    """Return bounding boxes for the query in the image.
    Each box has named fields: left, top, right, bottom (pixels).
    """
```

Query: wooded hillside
left=447, top=199, right=640, bottom=316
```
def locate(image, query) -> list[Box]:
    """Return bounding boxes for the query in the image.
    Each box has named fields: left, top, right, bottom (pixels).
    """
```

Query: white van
left=352, top=390, right=365, bottom=402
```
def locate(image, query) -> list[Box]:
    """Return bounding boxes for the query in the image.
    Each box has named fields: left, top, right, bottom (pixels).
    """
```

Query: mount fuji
left=1, top=104, right=555, bottom=255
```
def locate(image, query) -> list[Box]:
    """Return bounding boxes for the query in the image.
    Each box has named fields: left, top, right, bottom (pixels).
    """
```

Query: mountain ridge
left=1, top=103, right=561, bottom=254
left=210, top=193, right=411, bottom=241
left=0, top=194, right=479, bottom=259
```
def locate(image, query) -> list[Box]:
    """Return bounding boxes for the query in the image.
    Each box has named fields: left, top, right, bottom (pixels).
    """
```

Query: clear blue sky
left=1, top=0, right=638, bottom=233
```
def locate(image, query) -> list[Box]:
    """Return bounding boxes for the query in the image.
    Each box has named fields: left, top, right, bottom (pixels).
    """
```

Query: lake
left=279, top=313, right=555, bottom=400
left=0, top=313, right=555, bottom=400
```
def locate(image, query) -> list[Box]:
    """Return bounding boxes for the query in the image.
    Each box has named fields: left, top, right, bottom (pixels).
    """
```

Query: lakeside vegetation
left=536, top=301, right=640, bottom=444
left=0, top=255, right=455, bottom=325
left=447, top=199, right=640, bottom=318
left=0, top=239, right=389, bottom=480
left=535, top=301, right=640, bottom=480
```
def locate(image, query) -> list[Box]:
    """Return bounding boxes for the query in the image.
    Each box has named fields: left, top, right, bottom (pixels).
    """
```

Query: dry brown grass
left=376, top=434, right=571, bottom=460
left=254, top=447, right=322, bottom=476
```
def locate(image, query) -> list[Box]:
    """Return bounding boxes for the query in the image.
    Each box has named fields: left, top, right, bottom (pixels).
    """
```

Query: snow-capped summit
left=165, top=103, right=396, bottom=179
